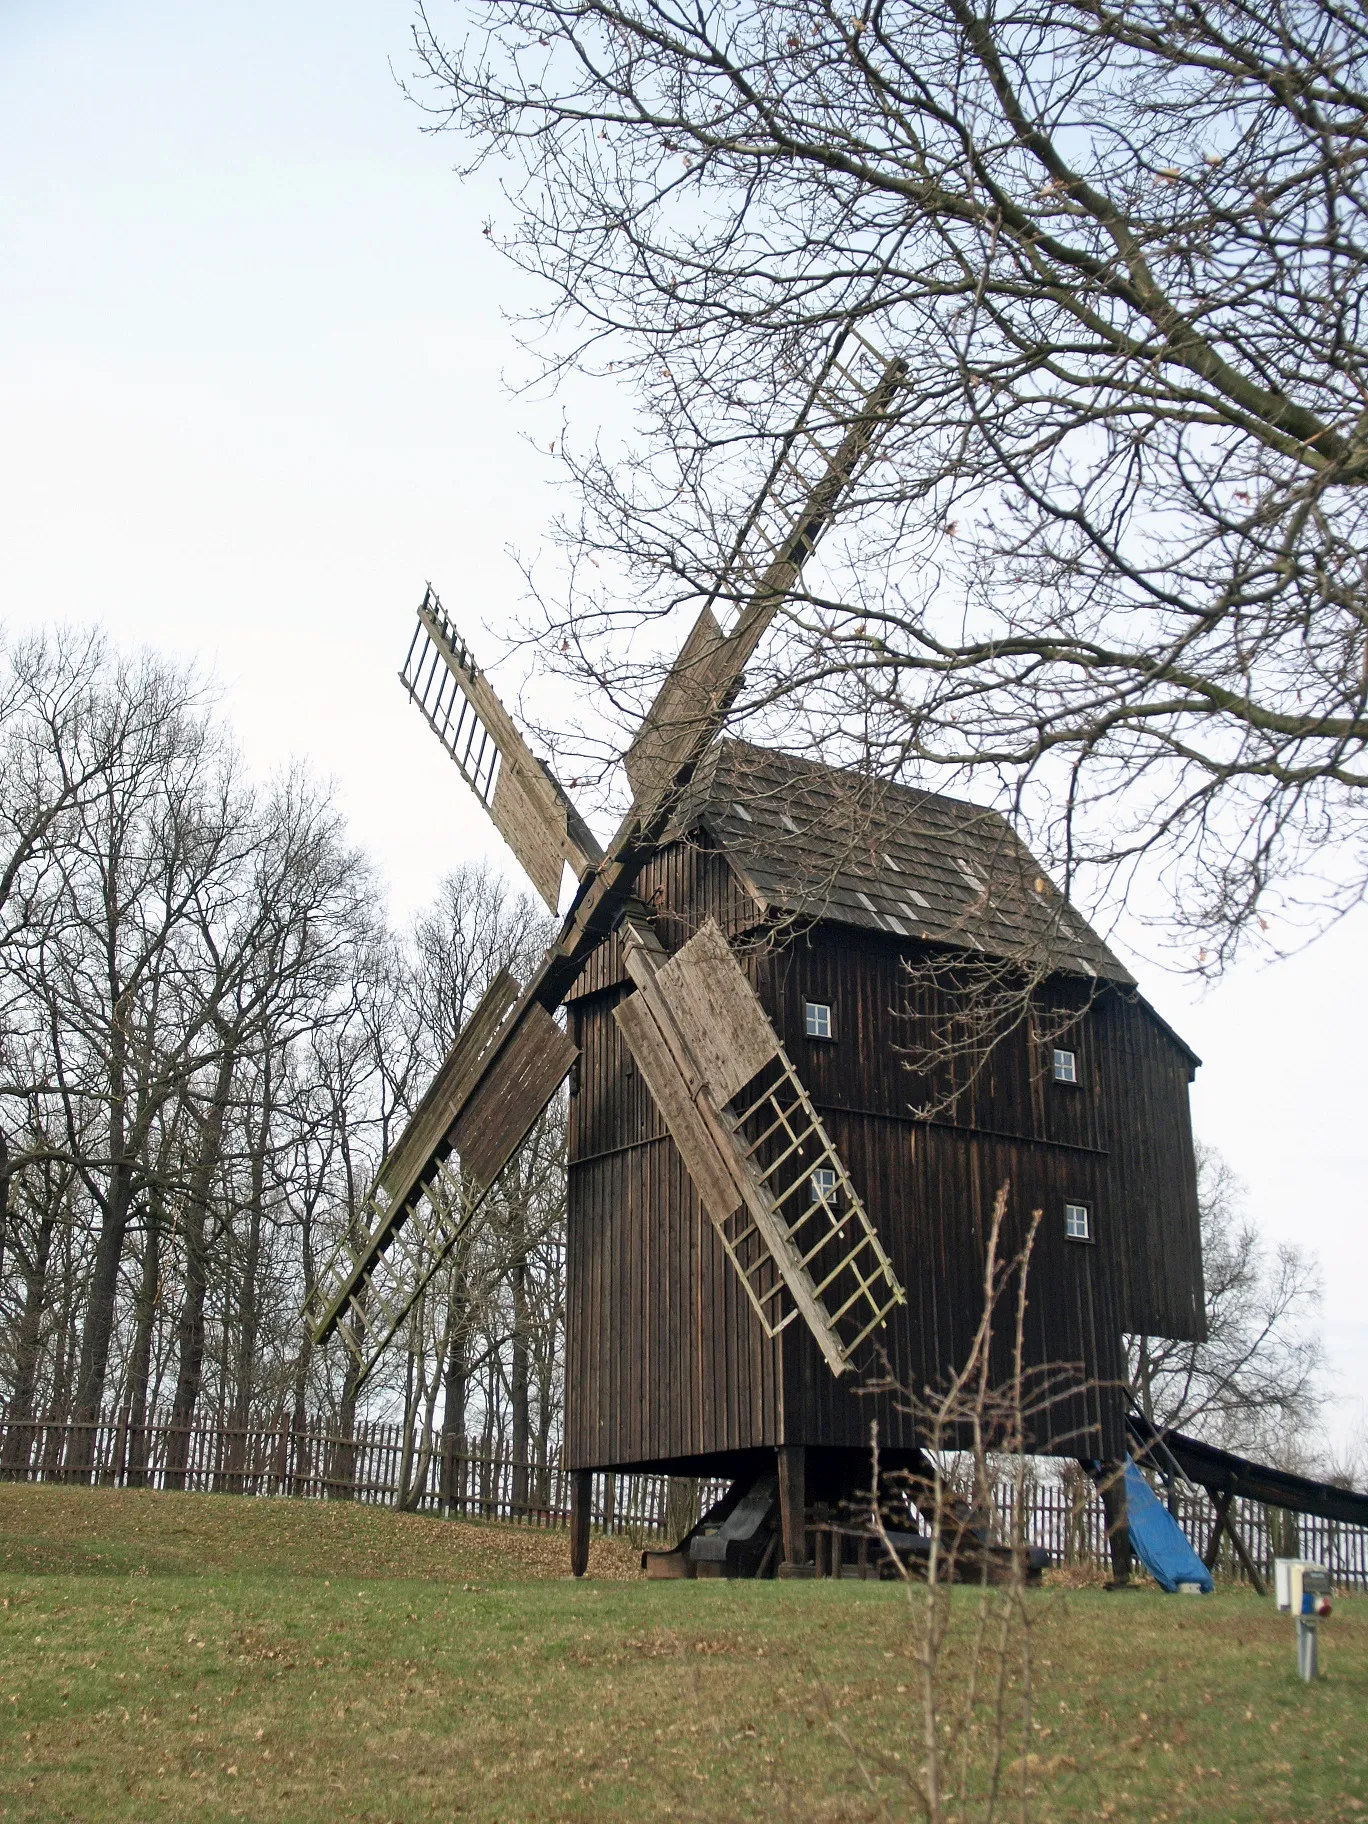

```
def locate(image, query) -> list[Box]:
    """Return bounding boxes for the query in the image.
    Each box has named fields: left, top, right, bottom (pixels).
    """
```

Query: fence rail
left=2, top=1410, right=1365, bottom=1585
left=999, top=1480, right=1368, bottom=1589
left=0, top=1410, right=725, bottom=1542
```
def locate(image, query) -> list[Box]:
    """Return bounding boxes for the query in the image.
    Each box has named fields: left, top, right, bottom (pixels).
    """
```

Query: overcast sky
left=3, top=0, right=1364, bottom=1461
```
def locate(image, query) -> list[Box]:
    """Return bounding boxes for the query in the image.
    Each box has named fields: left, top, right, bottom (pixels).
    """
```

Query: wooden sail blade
left=319, top=1003, right=577, bottom=1391
left=448, top=1002, right=577, bottom=1193
left=622, top=605, right=730, bottom=805
left=612, top=989, right=744, bottom=1229
left=306, top=968, right=520, bottom=1347
left=653, top=920, right=780, bottom=1103
left=718, top=328, right=908, bottom=631
left=306, top=982, right=574, bottom=1358
left=618, top=920, right=905, bottom=1377
left=401, top=589, right=603, bottom=910
left=376, top=969, right=520, bottom=1210
left=619, top=329, right=907, bottom=820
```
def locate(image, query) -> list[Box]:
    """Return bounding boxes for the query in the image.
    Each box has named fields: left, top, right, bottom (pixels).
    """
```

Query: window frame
left=1064, top=1201, right=1093, bottom=1243
left=804, top=999, right=835, bottom=1042
left=810, top=1167, right=838, bottom=1206
left=1051, top=1046, right=1080, bottom=1085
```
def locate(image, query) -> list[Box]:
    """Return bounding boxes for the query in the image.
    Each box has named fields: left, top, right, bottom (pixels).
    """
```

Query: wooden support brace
left=777, top=1445, right=808, bottom=1567
left=570, top=1469, right=592, bottom=1578
left=1203, top=1492, right=1231, bottom=1573
left=1205, top=1491, right=1266, bottom=1595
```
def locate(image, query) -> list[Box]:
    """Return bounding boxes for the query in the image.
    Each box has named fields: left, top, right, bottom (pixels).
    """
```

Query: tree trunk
left=290, top=1213, right=316, bottom=1496
left=2, top=1202, right=57, bottom=1473
left=439, top=1275, right=469, bottom=1516
left=1089, top=1460, right=1133, bottom=1587
left=229, top=1064, right=270, bottom=1491
left=69, top=1156, right=135, bottom=1472
left=124, top=1198, right=164, bottom=1487
left=0, top=1127, right=11, bottom=1292
left=164, top=1047, right=235, bottom=1489
left=510, top=1252, right=530, bottom=1513
left=333, top=1356, right=362, bottom=1501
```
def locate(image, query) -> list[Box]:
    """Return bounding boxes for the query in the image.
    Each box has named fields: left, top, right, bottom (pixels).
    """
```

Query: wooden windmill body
left=564, top=738, right=1203, bottom=1493
left=307, top=328, right=1205, bottom=1576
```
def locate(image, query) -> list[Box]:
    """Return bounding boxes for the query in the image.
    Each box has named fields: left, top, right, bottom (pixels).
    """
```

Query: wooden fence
left=0, top=1410, right=726, bottom=1543
left=999, top=1480, right=1368, bottom=1589
left=2, top=1410, right=1365, bottom=1585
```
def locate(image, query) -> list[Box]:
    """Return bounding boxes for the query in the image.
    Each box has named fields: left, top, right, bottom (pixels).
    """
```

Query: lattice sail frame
left=401, top=590, right=601, bottom=911
left=309, top=322, right=910, bottom=1392
left=305, top=1158, right=479, bottom=1384
left=713, top=1050, right=904, bottom=1367
left=719, top=326, right=904, bottom=604
left=616, top=919, right=905, bottom=1378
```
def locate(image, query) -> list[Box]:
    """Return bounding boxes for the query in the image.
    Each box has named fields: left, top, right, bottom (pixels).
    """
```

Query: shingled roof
left=676, top=740, right=1134, bottom=986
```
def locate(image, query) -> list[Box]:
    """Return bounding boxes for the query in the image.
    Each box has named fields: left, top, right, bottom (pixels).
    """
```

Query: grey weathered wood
left=655, top=919, right=780, bottom=1105
left=613, top=990, right=743, bottom=1226
left=451, top=1003, right=577, bottom=1192
left=376, top=967, right=521, bottom=1211
left=623, top=605, right=730, bottom=804
left=413, top=595, right=601, bottom=909
left=491, top=763, right=569, bottom=912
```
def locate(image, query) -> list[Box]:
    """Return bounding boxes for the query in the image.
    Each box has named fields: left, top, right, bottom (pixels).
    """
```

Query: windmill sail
left=615, top=920, right=905, bottom=1377
left=306, top=970, right=576, bottom=1382
left=624, top=328, right=906, bottom=808
left=308, top=321, right=906, bottom=1396
left=402, top=590, right=603, bottom=911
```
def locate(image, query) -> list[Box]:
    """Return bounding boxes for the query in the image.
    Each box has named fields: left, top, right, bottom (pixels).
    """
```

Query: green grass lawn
left=1, top=1483, right=1364, bottom=1823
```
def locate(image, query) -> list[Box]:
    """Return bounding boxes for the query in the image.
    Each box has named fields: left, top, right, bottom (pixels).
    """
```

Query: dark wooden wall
left=564, top=837, right=1203, bottom=1473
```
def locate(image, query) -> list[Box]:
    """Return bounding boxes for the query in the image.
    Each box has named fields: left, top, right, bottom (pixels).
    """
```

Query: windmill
left=306, top=322, right=1209, bottom=1580
left=305, top=328, right=915, bottom=1513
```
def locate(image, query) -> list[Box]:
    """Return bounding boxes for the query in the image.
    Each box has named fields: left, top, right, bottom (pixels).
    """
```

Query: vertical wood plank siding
left=565, top=840, right=1202, bottom=1472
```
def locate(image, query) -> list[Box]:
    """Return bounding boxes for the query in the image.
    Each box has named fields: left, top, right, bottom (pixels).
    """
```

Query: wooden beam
left=777, top=1445, right=808, bottom=1567
left=1203, top=1492, right=1231, bottom=1573
left=1222, top=1504, right=1268, bottom=1596
left=570, top=1470, right=592, bottom=1578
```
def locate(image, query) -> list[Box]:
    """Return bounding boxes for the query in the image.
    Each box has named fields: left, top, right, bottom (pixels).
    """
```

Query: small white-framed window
left=810, top=1167, right=838, bottom=1205
left=1052, top=1047, right=1078, bottom=1084
left=1064, top=1201, right=1092, bottom=1242
left=805, top=1000, right=833, bottom=1040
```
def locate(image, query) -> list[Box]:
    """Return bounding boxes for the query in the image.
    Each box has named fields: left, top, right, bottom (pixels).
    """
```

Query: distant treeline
left=0, top=629, right=564, bottom=1502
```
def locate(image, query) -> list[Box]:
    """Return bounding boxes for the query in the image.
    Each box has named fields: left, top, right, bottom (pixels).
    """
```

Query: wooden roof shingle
left=675, top=740, right=1134, bottom=986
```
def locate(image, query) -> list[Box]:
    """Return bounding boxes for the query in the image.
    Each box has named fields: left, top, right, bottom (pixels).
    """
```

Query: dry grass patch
left=0, top=1483, right=1364, bottom=1823
left=0, top=1481, right=640, bottom=1583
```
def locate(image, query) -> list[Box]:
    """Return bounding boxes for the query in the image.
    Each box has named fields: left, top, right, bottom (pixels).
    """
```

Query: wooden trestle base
left=626, top=1446, right=1052, bottom=1585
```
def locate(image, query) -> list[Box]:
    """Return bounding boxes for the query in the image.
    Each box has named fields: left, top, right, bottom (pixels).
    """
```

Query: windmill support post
left=777, top=1445, right=811, bottom=1574
left=1085, top=1460, right=1134, bottom=1588
left=569, top=1469, right=592, bottom=1577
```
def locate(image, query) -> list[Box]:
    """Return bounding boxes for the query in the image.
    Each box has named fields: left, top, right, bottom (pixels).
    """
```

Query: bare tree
left=0, top=632, right=574, bottom=1493
left=1128, top=1140, right=1324, bottom=1453
left=410, top=0, right=1368, bottom=968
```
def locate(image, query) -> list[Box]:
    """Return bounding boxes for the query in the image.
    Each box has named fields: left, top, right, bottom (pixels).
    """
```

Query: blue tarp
left=1123, top=1461, right=1214, bottom=1592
